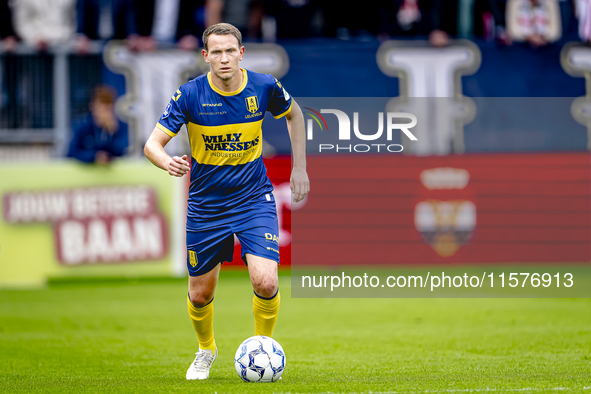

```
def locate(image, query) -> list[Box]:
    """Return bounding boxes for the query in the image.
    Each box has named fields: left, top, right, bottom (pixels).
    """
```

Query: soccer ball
left=234, top=335, right=286, bottom=382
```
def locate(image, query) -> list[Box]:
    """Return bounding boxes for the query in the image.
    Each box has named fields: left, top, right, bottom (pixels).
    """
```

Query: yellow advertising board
left=0, top=160, right=178, bottom=288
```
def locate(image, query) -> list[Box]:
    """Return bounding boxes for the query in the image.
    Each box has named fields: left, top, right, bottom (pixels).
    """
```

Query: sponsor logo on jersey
left=202, top=133, right=260, bottom=152
left=265, top=233, right=279, bottom=244
left=199, top=111, right=227, bottom=116
left=163, top=103, right=172, bottom=118
left=245, top=111, right=262, bottom=119
left=202, top=103, right=223, bottom=107
left=245, top=96, right=259, bottom=113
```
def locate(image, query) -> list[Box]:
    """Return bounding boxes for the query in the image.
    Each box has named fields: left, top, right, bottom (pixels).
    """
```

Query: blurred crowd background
left=1, top=0, right=589, bottom=50
left=0, top=0, right=590, bottom=160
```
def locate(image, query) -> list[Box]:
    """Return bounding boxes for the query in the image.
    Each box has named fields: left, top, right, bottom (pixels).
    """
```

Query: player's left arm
left=285, top=99, right=309, bottom=203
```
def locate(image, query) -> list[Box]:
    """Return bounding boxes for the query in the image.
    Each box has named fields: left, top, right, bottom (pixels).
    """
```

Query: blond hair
left=202, top=23, right=242, bottom=51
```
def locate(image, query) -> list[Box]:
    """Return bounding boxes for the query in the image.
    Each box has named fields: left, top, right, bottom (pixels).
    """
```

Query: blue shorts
left=186, top=203, right=280, bottom=276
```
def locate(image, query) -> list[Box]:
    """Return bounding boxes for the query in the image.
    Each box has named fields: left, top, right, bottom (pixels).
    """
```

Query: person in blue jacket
left=67, top=85, right=128, bottom=164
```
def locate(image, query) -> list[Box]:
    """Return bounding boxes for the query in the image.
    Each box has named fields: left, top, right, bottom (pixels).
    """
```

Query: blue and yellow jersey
left=156, top=68, right=292, bottom=229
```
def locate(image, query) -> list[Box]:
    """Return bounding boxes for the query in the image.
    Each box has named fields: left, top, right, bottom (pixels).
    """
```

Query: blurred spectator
left=377, top=0, right=457, bottom=46
left=130, top=0, right=211, bottom=51
left=486, top=0, right=511, bottom=44
left=425, top=0, right=458, bottom=46
left=0, top=0, right=18, bottom=51
left=558, top=0, right=579, bottom=41
left=10, top=0, right=76, bottom=51
left=396, top=0, right=423, bottom=32
left=177, top=0, right=219, bottom=49
left=575, top=0, right=591, bottom=42
left=75, top=0, right=138, bottom=53
left=377, top=0, right=424, bottom=38
left=324, top=0, right=379, bottom=39
left=458, top=0, right=474, bottom=37
left=67, top=85, right=128, bottom=165
left=76, top=0, right=212, bottom=52
left=204, top=0, right=224, bottom=27
left=487, top=0, right=512, bottom=43
left=506, top=0, right=561, bottom=46
left=265, top=0, right=323, bottom=38
left=219, top=0, right=264, bottom=38
left=470, top=0, right=511, bottom=44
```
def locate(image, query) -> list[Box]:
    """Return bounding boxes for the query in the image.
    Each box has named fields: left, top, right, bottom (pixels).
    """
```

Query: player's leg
left=185, top=228, right=234, bottom=380
left=246, top=254, right=281, bottom=337
left=234, top=199, right=281, bottom=337
left=247, top=253, right=279, bottom=297
left=187, top=265, right=220, bottom=355
left=186, top=266, right=221, bottom=380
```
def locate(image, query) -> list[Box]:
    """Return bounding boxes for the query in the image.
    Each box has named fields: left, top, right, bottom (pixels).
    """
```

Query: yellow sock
left=253, top=290, right=281, bottom=337
left=187, top=295, right=216, bottom=354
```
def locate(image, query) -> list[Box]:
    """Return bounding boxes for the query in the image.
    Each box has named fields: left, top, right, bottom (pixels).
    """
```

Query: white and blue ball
left=234, top=335, right=286, bottom=382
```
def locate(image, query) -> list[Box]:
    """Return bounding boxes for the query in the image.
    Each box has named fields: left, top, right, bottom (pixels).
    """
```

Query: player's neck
left=211, top=68, right=243, bottom=93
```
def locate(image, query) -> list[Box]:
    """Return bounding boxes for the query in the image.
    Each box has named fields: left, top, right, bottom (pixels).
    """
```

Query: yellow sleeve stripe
left=156, top=122, right=178, bottom=137
left=273, top=102, right=292, bottom=119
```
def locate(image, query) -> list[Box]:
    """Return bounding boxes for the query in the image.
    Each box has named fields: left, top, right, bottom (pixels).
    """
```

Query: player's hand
left=177, top=34, right=198, bottom=51
left=74, top=35, right=91, bottom=55
left=290, top=167, right=309, bottom=203
left=2, top=36, right=17, bottom=52
left=167, top=155, right=190, bottom=177
left=95, top=150, right=111, bottom=166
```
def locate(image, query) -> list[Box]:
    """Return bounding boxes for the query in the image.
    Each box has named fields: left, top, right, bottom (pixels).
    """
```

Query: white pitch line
left=272, top=386, right=591, bottom=394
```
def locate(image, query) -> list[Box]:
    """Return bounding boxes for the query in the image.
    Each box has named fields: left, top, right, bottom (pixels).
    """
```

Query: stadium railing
left=0, top=43, right=105, bottom=160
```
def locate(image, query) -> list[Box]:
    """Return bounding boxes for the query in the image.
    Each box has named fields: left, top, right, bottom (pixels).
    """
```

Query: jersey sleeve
left=156, top=87, right=187, bottom=137
left=267, top=76, right=292, bottom=119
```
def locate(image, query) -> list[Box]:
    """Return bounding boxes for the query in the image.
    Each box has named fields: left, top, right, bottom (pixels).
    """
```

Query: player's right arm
left=145, top=86, right=191, bottom=177
left=144, top=127, right=190, bottom=177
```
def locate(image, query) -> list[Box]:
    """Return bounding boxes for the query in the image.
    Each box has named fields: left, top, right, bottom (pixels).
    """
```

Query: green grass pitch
left=1, top=268, right=590, bottom=393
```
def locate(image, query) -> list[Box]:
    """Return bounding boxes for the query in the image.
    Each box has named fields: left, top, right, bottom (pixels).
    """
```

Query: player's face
left=203, top=34, right=245, bottom=82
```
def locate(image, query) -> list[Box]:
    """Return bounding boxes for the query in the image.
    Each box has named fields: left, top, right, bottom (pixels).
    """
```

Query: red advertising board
left=291, top=152, right=590, bottom=265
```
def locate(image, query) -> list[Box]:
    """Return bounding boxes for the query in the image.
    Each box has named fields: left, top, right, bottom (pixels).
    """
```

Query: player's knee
left=188, top=291, right=213, bottom=308
left=253, top=277, right=278, bottom=298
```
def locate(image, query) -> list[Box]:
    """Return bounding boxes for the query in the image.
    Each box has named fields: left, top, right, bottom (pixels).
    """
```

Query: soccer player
left=143, top=23, right=309, bottom=380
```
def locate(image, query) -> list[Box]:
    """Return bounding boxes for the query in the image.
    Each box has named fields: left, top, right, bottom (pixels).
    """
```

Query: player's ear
left=239, top=46, right=245, bottom=60
left=202, top=49, right=209, bottom=63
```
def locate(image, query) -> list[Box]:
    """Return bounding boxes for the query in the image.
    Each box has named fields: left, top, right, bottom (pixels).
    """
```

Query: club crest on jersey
left=245, top=96, right=259, bottom=113
left=189, top=250, right=198, bottom=267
